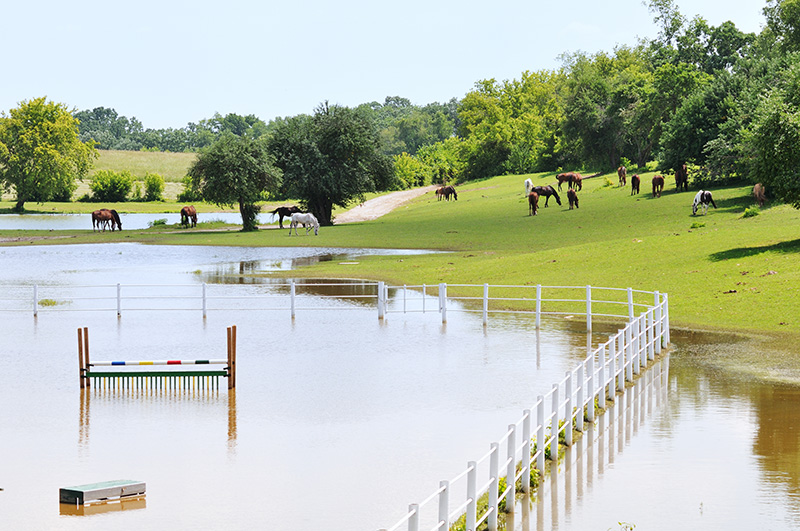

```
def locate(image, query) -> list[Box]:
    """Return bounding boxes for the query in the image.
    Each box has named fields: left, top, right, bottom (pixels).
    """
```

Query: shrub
left=148, top=218, right=168, bottom=227
left=742, top=207, right=760, bottom=218
left=144, top=172, right=165, bottom=201
left=90, top=170, right=134, bottom=202
left=177, top=175, right=202, bottom=203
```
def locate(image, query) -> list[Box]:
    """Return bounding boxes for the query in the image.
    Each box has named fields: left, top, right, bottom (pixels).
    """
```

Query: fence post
left=536, top=397, right=545, bottom=474
left=626, top=324, right=634, bottom=382
left=627, top=287, right=634, bottom=322
left=654, top=291, right=662, bottom=354
left=466, top=461, right=477, bottom=531
left=377, top=281, right=385, bottom=320
left=438, top=480, right=450, bottom=531
left=551, top=384, right=559, bottom=459
left=482, top=283, right=489, bottom=326
left=290, top=281, right=296, bottom=319
left=33, top=284, right=38, bottom=317
left=116, top=283, right=121, bottom=317
left=422, top=284, right=426, bottom=314
left=565, top=373, right=573, bottom=446
left=403, top=285, right=407, bottom=314
left=408, top=503, right=419, bottom=531
left=506, top=424, right=516, bottom=513
left=608, top=339, right=616, bottom=400
left=488, top=443, right=499, bottom=531
left=522, top=409, right=532, bottom=494
left=586, top=285, right=592, bottom=331
left=577, top=363, right=585, bottom=432
left=587, top=355, right=596, bottom=422
left=617, top=332, right=625, bottom=392
left=535, top=284, right=542, bottom=329
left=663, top=293, right=670, bottom=346
left=202, top=282, right=207, bottom=319
left=440, top=283, right=447, bottom=324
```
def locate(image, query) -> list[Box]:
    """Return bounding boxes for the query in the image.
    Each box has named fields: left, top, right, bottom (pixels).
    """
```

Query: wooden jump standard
left=78, top=326, right=236, bottom=390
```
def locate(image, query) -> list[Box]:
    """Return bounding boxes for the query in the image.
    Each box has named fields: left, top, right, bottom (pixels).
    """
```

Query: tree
left=268, top=103, right=395, bottom=225
left=0, top=97, right=97, bottom=211
left=188, top=134, right=282, bottom=231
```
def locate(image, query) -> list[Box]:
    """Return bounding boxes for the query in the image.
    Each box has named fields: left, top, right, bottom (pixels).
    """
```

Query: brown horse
left=675, top=163, right=689, bottom=192
left=435, top=187, right=445, bottom=201
left=753, top=183, right=766, bottom=207
left=180, top=205, right=197, bottom=228
left=617, top=166, right=627, bottom=186
left=270, top=205, right=301, bottom=228
left=556, top=172, right=575, bottom=191
left=441, top=185, right=458, bottom=201
left=91, top=209, right=121, bottom=232
left=652, top=175, right=665, bottom=198
left=567, top=189, right=579, bottom=209
left=527, top=191, right=539, bottom=216
left=531, top=185, right=561, bottom=207
left=630, top=174, right=640, bottom=195
left=570, top=173, right=583, bottom=191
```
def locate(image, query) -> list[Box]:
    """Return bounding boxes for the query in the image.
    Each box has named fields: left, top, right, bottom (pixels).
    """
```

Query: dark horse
left=527, top=191, right=539, bottom=216
left=652, top=175, right=665, bottom=198
left=567, top=189, right=579, bottom=209
left=531, top=185, right=562, bottom=207
left=675, top=163, right=689, bottom=192
left=630, top=174, right=640, bottom=195
left=180, top=205, right=197, bottom=228
left=441, top=185, right=458, bottom=201
left=271, top=205, right=301, bottom=229
left=91, top=209, right=121, bottom=232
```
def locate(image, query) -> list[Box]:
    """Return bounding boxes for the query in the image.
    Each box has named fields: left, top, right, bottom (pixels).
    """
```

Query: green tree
left=0, top=97, right=97, bottom=211
left=188, top=134, right=282, bottom=231
left=90, top=170, right=134, bottom=202
left=144, top=172, right=165, bottom=201
left=268, top=103, right=395, bottom=225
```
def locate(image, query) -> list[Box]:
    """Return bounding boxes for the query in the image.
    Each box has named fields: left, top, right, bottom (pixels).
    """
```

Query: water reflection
left=59, top=496, right=146, bottom=516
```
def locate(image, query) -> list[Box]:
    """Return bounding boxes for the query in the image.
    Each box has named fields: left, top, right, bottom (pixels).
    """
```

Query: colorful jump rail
left=77, top=325, right=237, bottom=390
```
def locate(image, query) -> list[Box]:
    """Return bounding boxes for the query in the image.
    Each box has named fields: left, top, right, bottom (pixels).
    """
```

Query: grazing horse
left=91, top=209, right=121, bottom=232
left=617, top=166, right=627, bottom=186
left=692, top=190, right=717, bottom=215
left=289, top=212, right=319, bottom=235
left=567, top=189, right=579, bottom=210
left=675, top=163, right=689, bottom=192
left=531, top=185, right=562, bottom=207
left=652, top=175, right=665, bottom=198
left=556, top=172, right=574, bottom=191
left=753, top=183, right=766, bottom=207
left=570, top=173, right=583, bottom=191
left=180, top=205, right=197, bottom=228
left=271, top=205, right=301, bottom=229
left=527, top=191, right=539, bottom=216
left=441, top=185, right=458, bottom=201
left=524, top=178, right=533, bottom=195
left=630, top=174, right=640, bottom=195
left=435, top=187, right=445, bottom=201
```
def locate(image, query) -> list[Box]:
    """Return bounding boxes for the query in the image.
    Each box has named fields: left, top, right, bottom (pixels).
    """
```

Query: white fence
left=1, top=282, right=666, bottom=333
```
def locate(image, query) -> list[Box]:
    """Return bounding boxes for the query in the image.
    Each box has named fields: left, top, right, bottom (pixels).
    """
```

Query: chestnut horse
left=617, top=166, right=627, bottom=186
left=527, top=191, right=539, bottom=216
left=675, top=163, right=689, bottom=192
left=556, top=172, right=574, bottom=190
left=567, top=189, right=579, bottom=209
left=753, top=183, right=766, bottom=207
left=91, top=209, right=121, bottom=232
left=180, top=205, right=197, bottom=228
left=652, top=175, right=665, bottom=198
left=571, top=174, right=583, bottom=191
left=630, top=174, right=640, bottom=195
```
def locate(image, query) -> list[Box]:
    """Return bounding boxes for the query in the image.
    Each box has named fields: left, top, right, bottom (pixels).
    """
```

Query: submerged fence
left=1, top=282, right=667, bottom=333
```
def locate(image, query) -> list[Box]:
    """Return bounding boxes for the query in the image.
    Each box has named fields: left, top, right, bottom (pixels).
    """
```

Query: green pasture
left=2, top=169, right=799, bottom=344
left=91, top=150, right=196, bottom=182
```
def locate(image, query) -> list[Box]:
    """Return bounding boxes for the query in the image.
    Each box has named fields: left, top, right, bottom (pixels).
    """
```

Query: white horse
left=289, top=212, right=319, bottom=235
left=524, top=178, right=533, bottom=195
left=692, top=190, right=717, bottom=215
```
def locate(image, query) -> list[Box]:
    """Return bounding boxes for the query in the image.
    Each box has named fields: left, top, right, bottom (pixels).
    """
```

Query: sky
left=2, top=0, right=768, bottom=130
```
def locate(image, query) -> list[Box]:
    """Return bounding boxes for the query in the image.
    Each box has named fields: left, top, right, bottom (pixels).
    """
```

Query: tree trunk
left=13, top=200, right=25, bottom=213
left=238, top=202, right=259, bottom=232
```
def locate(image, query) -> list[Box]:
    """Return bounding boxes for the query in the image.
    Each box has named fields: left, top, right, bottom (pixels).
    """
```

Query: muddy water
left=1, top=244, right=799, bottom=530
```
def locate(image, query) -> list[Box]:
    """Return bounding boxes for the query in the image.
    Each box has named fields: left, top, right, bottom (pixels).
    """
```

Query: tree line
left=3, top=0, right=800, bottom=217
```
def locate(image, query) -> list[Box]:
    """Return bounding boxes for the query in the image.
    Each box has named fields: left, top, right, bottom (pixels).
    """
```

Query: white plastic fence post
left=551, top=384, right=559, bottom=459
left=633, top=318, right=641, bottom=375
left=586, top=285, right=592, bottom=331
left=408, top=503, right=419, bottom=531
left=577, top=363, right=585, bottom=432
left=290, top=281, right=296, bottom=319
left=587, top=355, right=596, bottom=422
left=467, top=461, right=477, bottom=531
left=440, top=283, right=447, bottom=324
left=626, top=324, right=634, bottom=381
left=483, top=283, right=489, bottom=326
left=664, top=293, right=670, bottom=346
left=565, top=372, right=573, bottom=446
left=377, top=281, right=385, bottom=320
left=33, top=284, right=38, bottom=317
left=536, top=397, right=545, bottom=474
left=617, top=332, right=625, bottom=392
left=535, top=284, right=542, bottom=329
left=522, top=409, right=532, bottom=494
left=438, top=480, right=450, bottom=530
left=489, top=443, right=499, bottom=531
left=654, top=291, right=662, bottom=354
left=506, top=424, right=516, bottom=512
left=608, top=339, right=616, bottom=400
left=202, top=282, right=207, bottom=318
left=116, top=283, right=121, bottom=317
left=627, top=287, right=634, bottom=322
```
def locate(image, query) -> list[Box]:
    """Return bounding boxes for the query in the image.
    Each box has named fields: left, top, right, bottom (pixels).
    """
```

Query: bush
left=90, top=170, right=134, bottom=202
left=742, top=207, right=760, bottom=218
left=144, top=172, right=165, bottom=201
left=177, top=175, right=202, bottom=203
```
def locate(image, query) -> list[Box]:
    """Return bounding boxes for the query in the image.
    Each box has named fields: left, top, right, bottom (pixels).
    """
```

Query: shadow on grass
left=710, top=238, right=800, bottom=261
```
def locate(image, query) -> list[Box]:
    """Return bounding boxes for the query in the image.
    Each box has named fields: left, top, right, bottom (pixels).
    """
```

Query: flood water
left=1, top=244, right=799, bottom=530
left=0, top=212, right=265, bottom=230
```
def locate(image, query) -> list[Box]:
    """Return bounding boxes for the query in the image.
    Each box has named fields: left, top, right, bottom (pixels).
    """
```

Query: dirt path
left=334, top=185, right=438, bottom=224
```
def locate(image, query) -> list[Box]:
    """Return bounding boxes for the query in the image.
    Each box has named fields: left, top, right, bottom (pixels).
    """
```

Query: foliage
left=177, top=175, right=202, bottom=203
left=90, top=170, right=134, bottom=202
left=742, top=207, right=760, bottom=218
left=144, top=172, right=165, bottom=201
left=0, top=97, right=97, bottom=210
left=188, top=133, right=282, bottom=231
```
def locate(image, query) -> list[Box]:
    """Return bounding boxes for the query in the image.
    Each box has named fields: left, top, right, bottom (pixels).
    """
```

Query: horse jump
left=77, top=326, right=237, bottom=390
